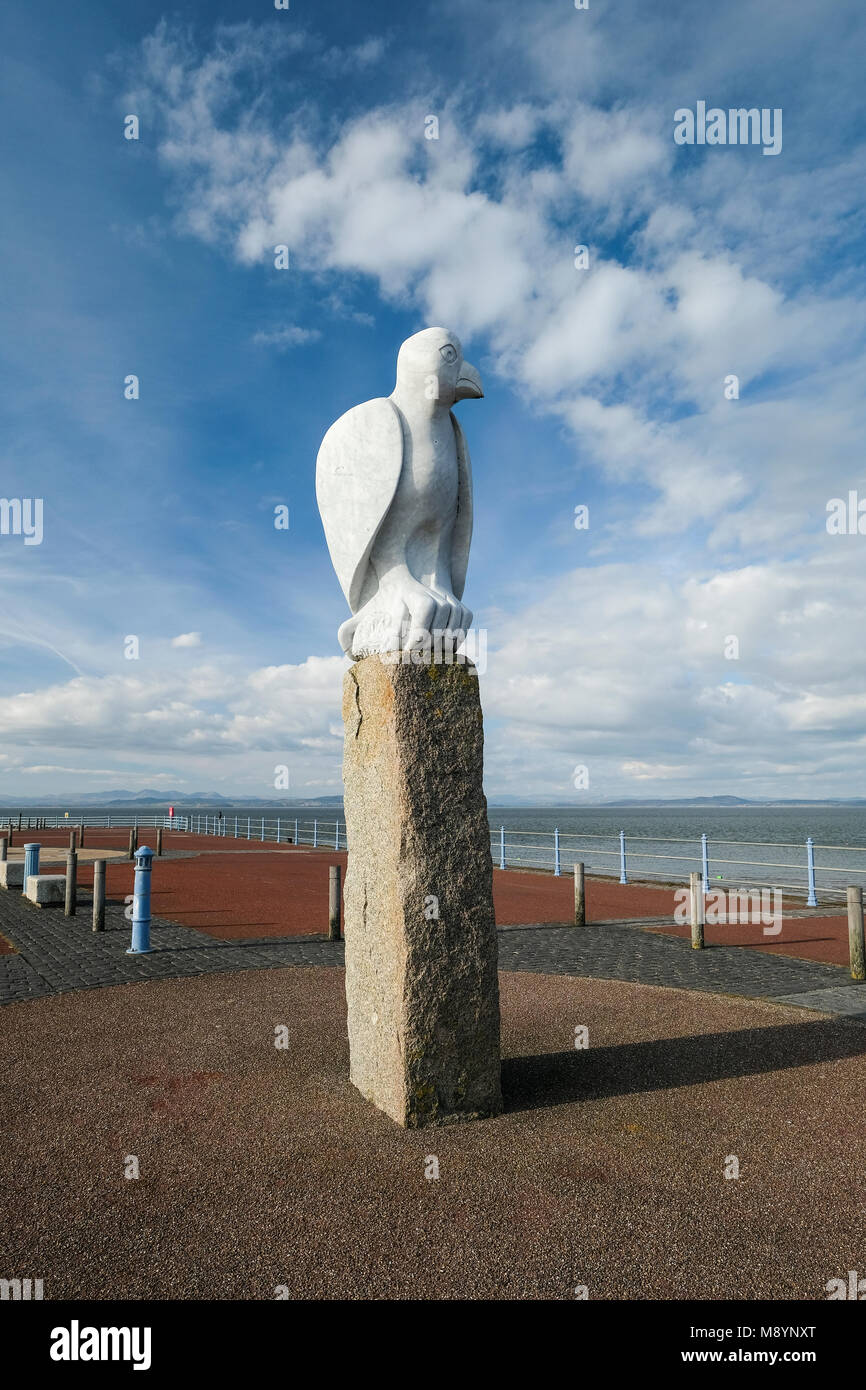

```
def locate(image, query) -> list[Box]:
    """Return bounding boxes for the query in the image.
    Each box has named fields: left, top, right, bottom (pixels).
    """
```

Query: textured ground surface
left=654, top=915, right=856, bottom=967
left=3, top=886, right=866, bottom=1017
left=0, top=829, right=851, bottom=955
left=1, top=966, right=864, bottom=1300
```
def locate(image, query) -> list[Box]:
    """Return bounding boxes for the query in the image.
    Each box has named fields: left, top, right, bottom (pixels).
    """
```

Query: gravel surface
left=1, top=966, right=864, bottom=1300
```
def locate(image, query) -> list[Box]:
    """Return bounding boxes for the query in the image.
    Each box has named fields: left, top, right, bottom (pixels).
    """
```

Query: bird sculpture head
left=393, top=326, right=483, bottom=408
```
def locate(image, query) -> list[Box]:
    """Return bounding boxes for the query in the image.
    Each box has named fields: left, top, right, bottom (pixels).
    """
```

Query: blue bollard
left=701, top=832, right=709, bottom=895
left=619, top=829, right=628, bottom=885
left=806, top=837, right=818, bottom=907
left=554, top=826, right=561, bottom=876
left=22, top=842, right=40, bottom=894
left=126, top=846, right=154, bottom=955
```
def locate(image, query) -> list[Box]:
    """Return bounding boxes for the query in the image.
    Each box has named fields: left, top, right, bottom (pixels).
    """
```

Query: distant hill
left=3, top=790, right=866, bottom=810
left=0, top=789, right=346, bottom=808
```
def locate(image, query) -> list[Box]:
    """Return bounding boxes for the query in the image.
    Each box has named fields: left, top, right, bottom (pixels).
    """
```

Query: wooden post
left=0, top=836, right=6, bottom=862
left=92, top=859, right=106, bottom=932
left=128, top=828, right=135, bottom=860
left=65, top=850, right=77, bottom=918
left=573, top=862, right=585, bottom=926
left=157, top=826, right=163, bottom=857
left=78, top=823, right=85, bottom=849
left=847, top=886, right=865, bottom=981
left=329, top=865, right=342, bottom=941
left=690, top=871, right=704, bottom=950
left=69, top=828, right=76, bottom=851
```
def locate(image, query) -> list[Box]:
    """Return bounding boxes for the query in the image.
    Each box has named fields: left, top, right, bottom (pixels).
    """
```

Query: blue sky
left=1, top=0, right=866, bottom=802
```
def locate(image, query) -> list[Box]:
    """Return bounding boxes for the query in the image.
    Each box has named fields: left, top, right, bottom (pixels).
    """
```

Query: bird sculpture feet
left=339, top=581, right=472, bottom=660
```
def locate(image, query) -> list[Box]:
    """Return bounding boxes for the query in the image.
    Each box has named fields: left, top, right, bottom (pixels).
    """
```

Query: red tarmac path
left=2, top=828, right=851, bottom=965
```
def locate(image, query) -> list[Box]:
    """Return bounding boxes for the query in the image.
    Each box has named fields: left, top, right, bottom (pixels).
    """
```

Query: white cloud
left=251, top=325, right=322, bottom=349
left=171, top=632, right=203, bottom=648
left=26, top=12, right=856, bottom=800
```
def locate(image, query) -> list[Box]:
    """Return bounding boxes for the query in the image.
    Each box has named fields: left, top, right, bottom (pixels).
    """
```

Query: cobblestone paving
left=496, top=922, right=866, bottom=1012
left=1, top=892, right=864, bottom=1020
left=0, top=894, right=343, bottom=1005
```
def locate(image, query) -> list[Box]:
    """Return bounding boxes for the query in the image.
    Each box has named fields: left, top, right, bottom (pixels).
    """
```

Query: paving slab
left=767, top=983, right=866, bottom=1020
left=2, top=890, right=864, bottom=1022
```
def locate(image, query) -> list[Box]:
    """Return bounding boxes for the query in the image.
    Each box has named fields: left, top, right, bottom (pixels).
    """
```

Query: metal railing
left=487, top=826, right=865, bottom=903
left=3, top=811, right=863, bottom=905
left=0, top=811, right=344, bottom=851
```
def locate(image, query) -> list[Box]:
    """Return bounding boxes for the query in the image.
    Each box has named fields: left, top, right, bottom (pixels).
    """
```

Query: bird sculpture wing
left=315, top=397, right=404, bottom=611
left=450, top=410, right=473, bottom=601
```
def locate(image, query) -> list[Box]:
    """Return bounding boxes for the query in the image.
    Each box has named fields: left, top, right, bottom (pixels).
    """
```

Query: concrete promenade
left=1, top=851, right=865, bottom=1020
left=2, top=963, right=865, bottom=1299
left=2, top=830, right=865, bottom=1300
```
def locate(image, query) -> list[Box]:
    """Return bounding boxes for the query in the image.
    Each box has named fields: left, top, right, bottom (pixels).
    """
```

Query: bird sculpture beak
left=455, top=361, right=483, bottom=400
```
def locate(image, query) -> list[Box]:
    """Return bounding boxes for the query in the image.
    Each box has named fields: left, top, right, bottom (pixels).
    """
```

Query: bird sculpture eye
left=439, top=345, right=458, bottom=364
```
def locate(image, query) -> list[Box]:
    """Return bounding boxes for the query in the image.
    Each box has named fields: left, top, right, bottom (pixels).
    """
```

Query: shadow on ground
left=502, top=1017, right=866, bottom=1111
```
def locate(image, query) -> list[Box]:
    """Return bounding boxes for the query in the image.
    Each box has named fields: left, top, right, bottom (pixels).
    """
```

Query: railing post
left=313, top=819, right=318, bottom=848
left=690, top=871, right=705, bottom=950
left=261, top=817, right=265, bottom=842
left=276, top=817, right=281, bottom=844
left=329, top=864, right=342, bottom=941
left=499, top=825, right=505, bottom=871
left=294, top=817, right=299, bottom=846
left=619, top=829, right=628, bottom=885
left=554, top=826, right=561, bottom=876
left=64, top=850, right=77, bottom=917
left=126, top=846, right=154, bottom=955
left=701, top=832, right=709, bottom=895
left=335, top=821, right=339, bottom=851
left=806, top=837, right=818, bottom=907
left=92, top=859, right=105, bottom=932
left=847, top=886, right=865, bottom=980
left=574, top=862, right=585, bottom=926
left=235, top=815, right=238, bottom=838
